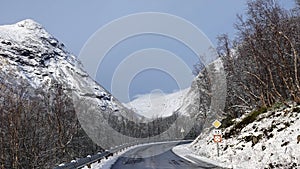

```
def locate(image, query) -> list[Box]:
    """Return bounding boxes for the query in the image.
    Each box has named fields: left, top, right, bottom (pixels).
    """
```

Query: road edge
left=172, top=144, right=231, bottom=168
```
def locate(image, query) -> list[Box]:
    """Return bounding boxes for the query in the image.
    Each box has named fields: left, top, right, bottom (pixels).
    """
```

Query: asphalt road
left=110, top=141, right=222, bottom=169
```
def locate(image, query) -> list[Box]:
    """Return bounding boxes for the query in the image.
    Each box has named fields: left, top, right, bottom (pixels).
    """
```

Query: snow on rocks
left=174, top=103, right=300, bottom=169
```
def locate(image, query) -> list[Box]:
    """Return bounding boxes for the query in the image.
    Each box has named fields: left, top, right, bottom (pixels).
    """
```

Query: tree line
left=0, top=72, right=101, bottom=169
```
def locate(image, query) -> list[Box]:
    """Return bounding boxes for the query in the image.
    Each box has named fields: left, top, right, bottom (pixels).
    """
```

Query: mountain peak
left=16, top=19, right=43, bottom=30
left=0, top=19, right=52, bottom=45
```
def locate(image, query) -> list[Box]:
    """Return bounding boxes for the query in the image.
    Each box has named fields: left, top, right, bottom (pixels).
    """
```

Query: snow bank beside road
left=172, top=144, right=226, bottom=168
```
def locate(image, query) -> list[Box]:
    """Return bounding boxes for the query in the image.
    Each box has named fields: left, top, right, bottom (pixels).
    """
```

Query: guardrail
left=53, top=139, right=191, bottom=169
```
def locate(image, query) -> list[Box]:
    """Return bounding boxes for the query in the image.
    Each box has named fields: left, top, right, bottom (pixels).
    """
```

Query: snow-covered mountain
left=0, top=19, right=132, bottom=114
left=0, top=19, right=141, bottom=150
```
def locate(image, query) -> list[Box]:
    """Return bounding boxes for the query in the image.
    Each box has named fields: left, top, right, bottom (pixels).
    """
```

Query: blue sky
left=0, top=0, right=296, bottom=102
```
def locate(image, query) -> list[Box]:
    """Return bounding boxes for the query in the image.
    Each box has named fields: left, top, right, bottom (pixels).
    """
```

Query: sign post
left=217, top=142, right=220, bottom=157
left=212, top=120, right=222, bottom=157
left=213, top=135, right=222, bottom=157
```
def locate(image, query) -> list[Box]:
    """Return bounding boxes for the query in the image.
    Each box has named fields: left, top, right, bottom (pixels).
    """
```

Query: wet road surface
left=111, top=141, right=223, bottom=169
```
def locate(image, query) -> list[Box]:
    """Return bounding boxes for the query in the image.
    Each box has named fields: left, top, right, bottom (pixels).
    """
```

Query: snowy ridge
left=124, top=88, right=190, bottom=118
left=177, top=103, right=300, bottom=169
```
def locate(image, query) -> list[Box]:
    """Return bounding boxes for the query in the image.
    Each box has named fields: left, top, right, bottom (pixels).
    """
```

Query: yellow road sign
left=212, top=120, right=222, bottom=128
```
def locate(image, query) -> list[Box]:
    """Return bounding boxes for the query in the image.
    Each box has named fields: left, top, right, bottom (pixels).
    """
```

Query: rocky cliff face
left=176, top=58, right=227, bottom=136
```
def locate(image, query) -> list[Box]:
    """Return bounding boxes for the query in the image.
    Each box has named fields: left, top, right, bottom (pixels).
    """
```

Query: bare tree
left=218, top=0, right=300, bottom=118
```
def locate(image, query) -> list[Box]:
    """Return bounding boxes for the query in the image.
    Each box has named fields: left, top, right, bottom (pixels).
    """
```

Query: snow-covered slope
left=0, top=19, right=134, bottom=114
left=186, top=103, right=300, bottom=169
left=0, top=20, right=140, bottom=149
left=125, top=88, right=189, bottom=118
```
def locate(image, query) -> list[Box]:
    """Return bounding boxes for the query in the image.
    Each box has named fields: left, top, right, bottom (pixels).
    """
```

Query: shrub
left=224, top=107, right=267, bottom=138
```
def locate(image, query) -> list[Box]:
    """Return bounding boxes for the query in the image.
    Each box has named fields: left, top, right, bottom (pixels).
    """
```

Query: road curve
left=110, top=141, right=222, bottom=169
